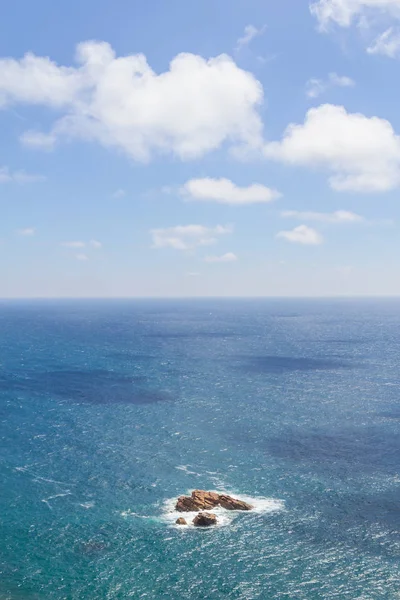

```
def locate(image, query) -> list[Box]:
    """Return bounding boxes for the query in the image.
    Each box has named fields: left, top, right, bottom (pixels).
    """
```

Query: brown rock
left=175, top=517, right=188, bottom=525
left=193, top=512, right=217, bottom=527
left=175, top=490, right=220, bottom=512
left=175, top=490, right=254, bottom=512
left=218, top=495, right=253, bottom=511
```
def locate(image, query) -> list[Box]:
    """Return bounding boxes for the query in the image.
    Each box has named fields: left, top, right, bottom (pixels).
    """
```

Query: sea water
left=0, top=298, right=399, bottom=599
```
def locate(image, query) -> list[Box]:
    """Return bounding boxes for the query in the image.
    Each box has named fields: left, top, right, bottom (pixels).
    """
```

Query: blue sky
left=2, top=0, right=400, bottom=297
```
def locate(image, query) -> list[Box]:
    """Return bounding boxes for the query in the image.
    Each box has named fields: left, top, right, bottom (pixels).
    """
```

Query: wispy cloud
left=0, top=166, right=46, bottom=183
left=236, top=24, right=266, bottom=50
left=61, top=241, right=86, bottom=248
left=113, top=189, right=126, bottom=198
left=75, top=253, right=89, bottom=261
left=17, top=227, right=35, bottom=236
left=205, top=252, right=238, bottom=263
left=336, top=265, right=354, bottom=276
left=151, top=224, right=233, bottom=251
left=90, top=239, right=102, bottom=249
left=276, top=225, right=323, bottom=245
left=367, top=27, right=400, bottom=58
left=306, top=72, right=355, bottom=98
left=281, top=210, right=364, bottom=223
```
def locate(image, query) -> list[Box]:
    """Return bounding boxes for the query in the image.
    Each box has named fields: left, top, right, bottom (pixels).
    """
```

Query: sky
left=2, top=0, right=400, bottom=297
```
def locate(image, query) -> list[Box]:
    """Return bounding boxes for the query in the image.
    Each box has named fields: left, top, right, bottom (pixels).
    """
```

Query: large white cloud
left=310, top=0, right=400, bottom=29
left=0, top=41, right=264, bottom=161
left=151, top=225, right=233, bottom=251
left=264, top=104, right=400, bottom=192
left=181, top=177, right=280, bottom=205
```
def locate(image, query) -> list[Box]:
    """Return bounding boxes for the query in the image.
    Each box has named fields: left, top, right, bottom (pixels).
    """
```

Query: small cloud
left=306, top=72, right=355, bottom=98
left=336, top=265, right=354, bottom=275
left=205, top=252, right=238, bottom=263
left=186, top=272, right=200, bottom=277
left=161, top=185, right=174, bottom=195
left=367, top=27, right=400, bottom=58
left=62, top=241, right=86, bottom=248
left=0, top=166, right=46, bottom=183
left=236, top=24, right=266, bottom=50
left=276, top=225, right=323, bottom=245
left=151, top=224, right=233, bottom=251
left=20, top=130, right=56, bottom=150
left=281, top=209, right=364, bottom=223
left=17, top=227, right=35, bottom=236
left=90, top=239, right=102, bottom=249
left=182, top=177, right=280, bottom=205
left=113, top=188, right=126, bottom=198
left=75, top=253, right=89, bottom=261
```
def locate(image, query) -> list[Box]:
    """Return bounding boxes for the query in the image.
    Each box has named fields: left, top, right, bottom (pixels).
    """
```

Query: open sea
left=0, top=298, right=399, bottom=599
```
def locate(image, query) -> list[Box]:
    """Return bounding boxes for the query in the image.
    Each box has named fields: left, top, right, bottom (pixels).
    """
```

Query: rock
left=218, top=494, right=253, bottom=511
left=175, top=517, right=188, bottom=525
left=193, top=512, right=217, bottom=527
left=175, top=490, right=253, bottom=512
left=175, top=490, right=220, bottom=512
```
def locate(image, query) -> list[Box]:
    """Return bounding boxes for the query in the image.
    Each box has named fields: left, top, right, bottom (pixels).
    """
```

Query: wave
left=160, top=490, right=285, bottom=529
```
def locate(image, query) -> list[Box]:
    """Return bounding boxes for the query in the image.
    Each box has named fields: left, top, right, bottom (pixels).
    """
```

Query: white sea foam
left=175, top=465, right=200, bottom=476
left=41, top=492, right=72, bottom=510
left=161, top=490, right=285, bottom=529
left=79, top=501, right=95, bottom=509
left=120, top=509, right=153, bottom=520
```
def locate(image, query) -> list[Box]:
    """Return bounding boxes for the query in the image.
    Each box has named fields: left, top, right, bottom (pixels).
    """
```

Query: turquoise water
left=0, top=299, right=399, bottom=599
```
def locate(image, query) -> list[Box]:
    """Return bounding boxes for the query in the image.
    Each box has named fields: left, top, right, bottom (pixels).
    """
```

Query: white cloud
left=236, top=25, right=266, bottom=49
left=62, top=241, right=86, bottom=248
left=281, top=209, right=364, bottom=223
left=276, top=225, right=323, bottom=245
left=181, top=177, right=280, bottom=205
left=113, top=188, right=126, bottom=198
left=310, top=0, right=400, bottom=29
left=90, top=239, right=102, bottom=248
left=151, top=224, right=232, bottom=251
left=205, top=252, right=238, bottom=263
left=367, top=26, right=400, bottom=55
left=264, top=104, right=400, bottom=192
left=306, top=72, right=355, bottom=98
left=75, top=253, right=89, bottom=261
left=17, top=227, right=35, bottom=236
left=0, top=166, right=45, bottom=183
left=336, top=265, right=354, bottom=275
left=0, top=41, right=264, bottom=161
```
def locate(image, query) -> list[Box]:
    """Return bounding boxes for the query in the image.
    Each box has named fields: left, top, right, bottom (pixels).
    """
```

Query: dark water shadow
left=265, top=427, right=400, bottom=475
left=0, top=369, right=170, bottom=405
left=377, top=411, right=400, bottom=420
left=145, top=331, right=238, bottom=339
left=235, top=355, right=355, bottom=374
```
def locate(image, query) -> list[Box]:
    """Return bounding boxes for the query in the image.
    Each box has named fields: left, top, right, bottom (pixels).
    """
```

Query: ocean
left=0, top=298, right=399, bottom=599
